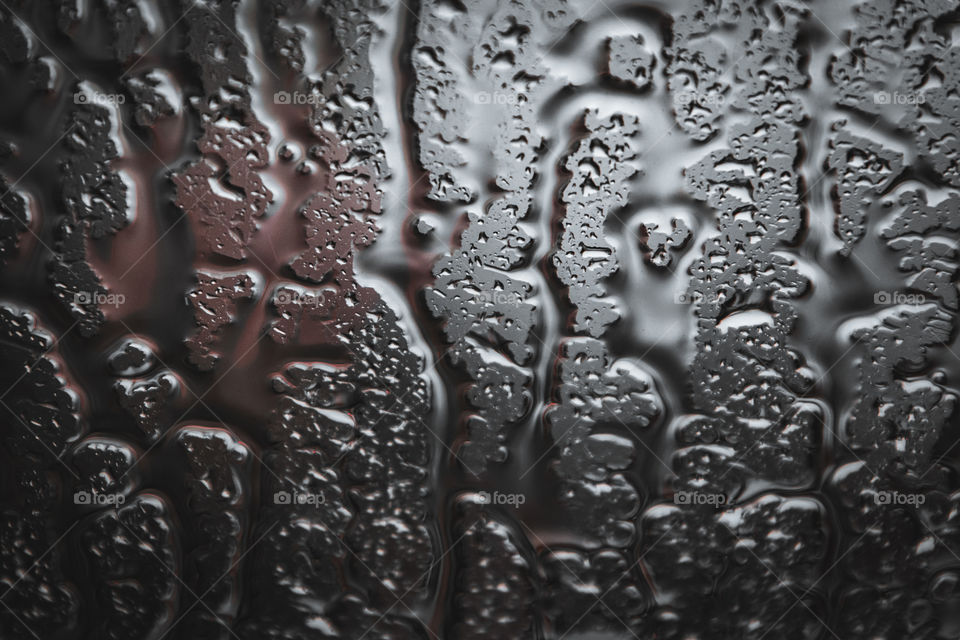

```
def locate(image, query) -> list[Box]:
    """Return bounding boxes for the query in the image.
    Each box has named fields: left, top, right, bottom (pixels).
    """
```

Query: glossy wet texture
left=1, top=0, right=960, bottom=638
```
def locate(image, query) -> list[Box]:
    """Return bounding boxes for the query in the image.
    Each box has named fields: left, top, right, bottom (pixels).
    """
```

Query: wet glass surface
left=1, top=0, right=960, bottom=638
